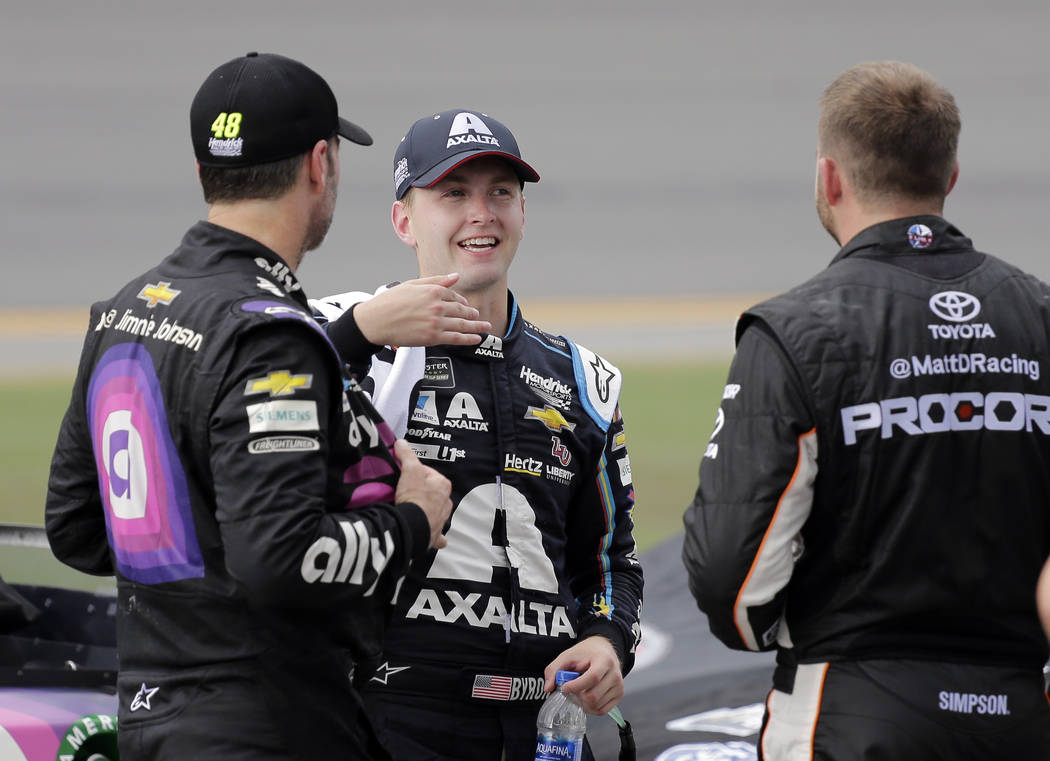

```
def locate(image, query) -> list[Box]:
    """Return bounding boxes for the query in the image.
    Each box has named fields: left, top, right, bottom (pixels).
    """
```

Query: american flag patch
left=471, top=674, right=513, bottom=701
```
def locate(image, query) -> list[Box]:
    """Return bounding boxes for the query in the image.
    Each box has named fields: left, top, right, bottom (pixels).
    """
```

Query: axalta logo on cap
left=446, top=112, right=500, bottom=150
left=908, top=223, right=934, bottom=249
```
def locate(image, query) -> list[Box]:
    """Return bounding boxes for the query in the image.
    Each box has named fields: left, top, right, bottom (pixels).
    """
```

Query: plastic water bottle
left=534, top=670, right=587, bottom=761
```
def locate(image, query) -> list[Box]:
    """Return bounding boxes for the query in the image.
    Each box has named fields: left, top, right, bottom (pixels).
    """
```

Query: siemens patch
left=246, top=400, right=319, bottom=433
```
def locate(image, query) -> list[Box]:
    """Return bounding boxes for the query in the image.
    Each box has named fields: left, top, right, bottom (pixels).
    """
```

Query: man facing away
left=45, top=52, right=456, bottom=761
left=312, top=109, right=644, bottom=760
left=683, top=61, right=1050, bottom=759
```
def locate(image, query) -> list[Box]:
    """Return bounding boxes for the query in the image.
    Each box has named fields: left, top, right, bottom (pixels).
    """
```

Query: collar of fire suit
left=177, top=220, right=309, bottom=308
left=446, top=290, right=522, bottom=360
left=830, top=215, right=974, bottom=264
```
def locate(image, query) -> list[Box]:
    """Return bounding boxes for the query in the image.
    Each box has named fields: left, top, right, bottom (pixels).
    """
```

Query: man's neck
left=461, top=287, right=509, bottom=338
left=208, top=199, right=305, bottom=271
left=834, top=199, right=944, bottom=247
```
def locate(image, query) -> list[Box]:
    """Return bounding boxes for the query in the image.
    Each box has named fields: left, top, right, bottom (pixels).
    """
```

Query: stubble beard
left=815, top=174, right=839, bottom=245
left=301, top=167, right=338, bottom=256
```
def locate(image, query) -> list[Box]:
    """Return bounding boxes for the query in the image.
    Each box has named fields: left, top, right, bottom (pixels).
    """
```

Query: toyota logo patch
left=929, top=291, right=981, bottom=322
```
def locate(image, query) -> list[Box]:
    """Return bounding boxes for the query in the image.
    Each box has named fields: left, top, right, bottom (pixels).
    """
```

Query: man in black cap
left=683, top=61, right=1050, bottom=759
left=45, top=53, right=463, bottom=761
left=312, top=109, right=644, bottom=761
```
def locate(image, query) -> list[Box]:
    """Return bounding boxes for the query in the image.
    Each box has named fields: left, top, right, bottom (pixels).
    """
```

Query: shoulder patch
left=568, top=341, right=621, bottom=431
left=237, top=297, right=339, bottom=360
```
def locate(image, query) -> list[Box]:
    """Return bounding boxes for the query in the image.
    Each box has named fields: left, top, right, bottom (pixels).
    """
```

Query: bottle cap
left=555, top=670, right=580, bottom=686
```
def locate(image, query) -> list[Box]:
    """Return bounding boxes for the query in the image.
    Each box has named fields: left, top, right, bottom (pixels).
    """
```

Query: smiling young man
left=313, top=109, right=643, bottom=761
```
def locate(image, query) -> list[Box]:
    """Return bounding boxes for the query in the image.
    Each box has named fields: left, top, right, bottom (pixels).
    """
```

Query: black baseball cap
left=191, top=52, right=372, bottom=167
left=393, top=109, right=539, bottom=200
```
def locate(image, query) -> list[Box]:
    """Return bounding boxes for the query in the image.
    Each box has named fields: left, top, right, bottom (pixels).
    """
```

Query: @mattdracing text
left=890, top=353, right=1039, bottom=381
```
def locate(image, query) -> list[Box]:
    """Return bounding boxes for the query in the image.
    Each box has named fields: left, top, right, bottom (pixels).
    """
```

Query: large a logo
left=447, top=112, right=500, bottom=150
left=929, top=291, right=981, bottom=322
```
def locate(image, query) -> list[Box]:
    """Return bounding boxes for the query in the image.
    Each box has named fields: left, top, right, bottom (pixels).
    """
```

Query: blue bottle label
left=535, top=734, right=582, bottom=761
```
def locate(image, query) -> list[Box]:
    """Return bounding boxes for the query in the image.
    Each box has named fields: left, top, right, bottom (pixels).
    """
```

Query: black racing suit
left=683, top=216, right=1050, bottom=759
left=46, top=221, right=431, bottom=761
left=315, top=292, right=643, bottom=761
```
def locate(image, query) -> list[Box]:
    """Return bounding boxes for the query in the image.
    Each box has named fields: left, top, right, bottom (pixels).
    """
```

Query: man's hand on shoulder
left=544, top=635, right=624, bottom=715
left=354, top=274, right=491, bottom=347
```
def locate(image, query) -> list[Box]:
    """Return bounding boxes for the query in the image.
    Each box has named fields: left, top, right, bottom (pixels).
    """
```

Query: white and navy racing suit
left=683, top=216, right=1050, bottom=759
left=46, top=221, right=431, bottom=761
left=314, top=291, right=644, bottom=761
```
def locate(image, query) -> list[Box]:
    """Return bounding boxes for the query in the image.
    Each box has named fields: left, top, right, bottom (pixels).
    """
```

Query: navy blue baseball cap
left=191, top=52, right=372, bottom=167
left=393, top=109, right=540, bottom=200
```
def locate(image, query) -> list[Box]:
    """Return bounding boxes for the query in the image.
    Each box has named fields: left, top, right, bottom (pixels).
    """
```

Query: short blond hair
left=819, top=61, right=960, bottom=203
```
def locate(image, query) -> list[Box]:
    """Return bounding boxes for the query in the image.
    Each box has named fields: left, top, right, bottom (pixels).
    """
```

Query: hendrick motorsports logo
left=889, top=353, right=1039, bottom=381
left=929, top=291, right=981, bottom=322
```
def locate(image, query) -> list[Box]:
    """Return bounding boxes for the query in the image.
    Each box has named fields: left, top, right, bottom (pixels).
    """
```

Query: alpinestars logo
left=589, top=355, right=615, bottom=404
left=130, top=683, right=160, bottom=712
left=447, top=112, right=500, bottom=150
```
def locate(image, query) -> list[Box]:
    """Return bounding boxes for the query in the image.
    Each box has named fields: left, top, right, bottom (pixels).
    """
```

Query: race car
left=0, top=524, right=118, bottom=761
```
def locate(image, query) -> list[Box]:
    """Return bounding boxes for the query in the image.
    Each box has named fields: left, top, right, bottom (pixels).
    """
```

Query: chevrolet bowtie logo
left=244, top=371, right=313, bottom=397
left=136, top=281, right=181, bottom=308
left=592, top=596, right=612, bottom=618
left=524, top=405, right=576, bottom=433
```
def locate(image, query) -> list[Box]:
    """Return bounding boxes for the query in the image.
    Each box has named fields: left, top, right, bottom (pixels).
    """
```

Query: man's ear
left=945, top=161, right=960, bottom=197
left=391, top=199, right=416, bottom=247
left=519, top=193, right=526, bottom=240
left=818, top=156, right=843, bottom=206
left=306, top=139, right=330, bottom=193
